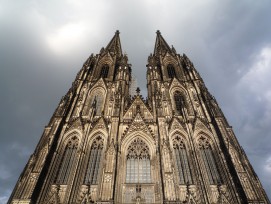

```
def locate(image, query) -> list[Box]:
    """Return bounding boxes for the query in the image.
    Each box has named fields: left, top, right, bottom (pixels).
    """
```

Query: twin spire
left=154, top=30, right=173, bottom=56
left=104, top=30, right=123, bottom=57
left=104, top=30, right=173, bottom=57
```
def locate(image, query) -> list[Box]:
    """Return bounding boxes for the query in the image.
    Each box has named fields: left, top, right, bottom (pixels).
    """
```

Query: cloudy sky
left=1, top=0, right=271, bottom=202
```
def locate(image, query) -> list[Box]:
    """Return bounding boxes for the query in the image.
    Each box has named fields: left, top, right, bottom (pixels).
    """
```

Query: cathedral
left=9, top=31, right=269, bottom=204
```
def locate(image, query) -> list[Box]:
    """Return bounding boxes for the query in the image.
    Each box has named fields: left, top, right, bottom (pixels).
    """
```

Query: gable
left=122, top=113, right=154, bottom=140
left=90, top=78, right=107, bottom=92
left=193, top=118, right=212, bottom=138
left=161, top=52, right=178, bottom=66
left=168, top=118, right=187, bottom=135
left=89, top=117, right=109, bottom=135
left=123, top=96, right=153, bottom=120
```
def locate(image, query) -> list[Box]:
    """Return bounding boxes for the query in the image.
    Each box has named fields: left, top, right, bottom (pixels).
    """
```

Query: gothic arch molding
left=83, top=86, right=107, bottom=116
left=193, top=129, right=214, bottom=144
left=86, top=130, right=108, bottom=148
left=88, top=86, right=107, bottom=99
left=98, top=53, right=114, bottom=66
left=169, top=129, right=188, bottom=141
left=120, top=131, right=156, bottom=158
left=162, top=54, right=178, bottom=67
left=169, top=81, right=187, bottom=95
left=169, top=85, right=194, bottom=116
left=168, top=131, right=191, bottom=154
left=59, top=129, right=82, bottom=150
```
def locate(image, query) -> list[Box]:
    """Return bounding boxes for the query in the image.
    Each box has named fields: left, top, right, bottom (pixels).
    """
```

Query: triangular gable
left=90, top=117, right=108, bottom=134
left=193, top=118, right=212, bottom=136
left=98, top=51, right=114, bottom=65
left=161, top=51, right=178, bottom=65
left=122, top=113, right=154, bottom=140
left=65, top=117, right=83, bottom=133
left=168, top=118, right=187, bottom=135
left=123, top=96, right=153, bottom=120
left=90, top=77, right=107, bottom=91
left=169, top=78, right=186, bottom=93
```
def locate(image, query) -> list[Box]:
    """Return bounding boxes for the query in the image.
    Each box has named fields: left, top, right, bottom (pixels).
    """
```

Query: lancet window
left=56, top=136, right=79, bottom=184
left=173, top=136, right=193, bottom=184
left=198, top=136, right=222, bottom=184
left=100, top=64, right=109, bottom=78
left=167, top=64, right=176, bottom=78
left=174, top=91, right=184, bottom=115
left=84, top=136, right=104, bottom=185
left=92, top=94, right=104, bottom=115
left=83, top=89, right=104, bottom=116
left=126, top=138, right=151, bottom=183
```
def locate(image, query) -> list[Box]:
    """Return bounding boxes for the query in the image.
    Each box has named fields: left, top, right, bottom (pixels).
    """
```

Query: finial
left=136, top=87, right=141, bottom=95
left=156, top=30, right=161, bottom=35
left=115, top=30, right=120, bottom=35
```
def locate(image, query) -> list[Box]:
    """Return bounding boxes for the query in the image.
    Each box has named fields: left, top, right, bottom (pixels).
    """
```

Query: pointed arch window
left=173, top=136, right=193, bottom=184
left=198, top=137, right=222, bottom=184
left=174, top=91, right=184, bottom=115
left=100, top=64, right=109, bottom=78
left=84, top=136, right=104, bottom=185
left=83, top=89, right=105, bottom=116
left=56, top=136, right=79, bottom=184
left=126, top=138, right=151, bottom=183
left=167, top=64, right=176, bottom=78
left=92, top=94, right=104, bottom=115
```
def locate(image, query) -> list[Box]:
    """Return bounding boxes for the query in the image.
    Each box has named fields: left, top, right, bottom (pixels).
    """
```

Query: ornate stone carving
left=9, top=32, right=269, bottom=204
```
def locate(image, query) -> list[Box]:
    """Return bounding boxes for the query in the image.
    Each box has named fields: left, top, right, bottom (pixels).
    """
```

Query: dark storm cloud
left=1, top=0, right=271, bottom=202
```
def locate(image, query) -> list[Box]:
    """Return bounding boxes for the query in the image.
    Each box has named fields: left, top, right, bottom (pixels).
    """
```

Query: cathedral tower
left=9, top=31, right=269, bottom=204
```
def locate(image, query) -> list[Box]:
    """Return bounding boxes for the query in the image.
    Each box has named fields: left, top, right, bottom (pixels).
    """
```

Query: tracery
left=174, top=91, right=184, bottom=115
left=126, top=138, right=151, bottom=183
left=198, top=136, right=222, bottom=184
left=84, top=136, right=104, bottom=185
left=56, top=136, right=79, bottom=184
left=173, top=135, right=193, bottom=184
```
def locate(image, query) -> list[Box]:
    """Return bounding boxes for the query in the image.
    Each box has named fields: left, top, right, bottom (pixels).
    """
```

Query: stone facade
left=9, top=31, right=270, bottom=204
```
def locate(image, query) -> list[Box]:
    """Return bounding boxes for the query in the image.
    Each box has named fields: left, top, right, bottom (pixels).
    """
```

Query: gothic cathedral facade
left=9, top=31, right=269, bottom=204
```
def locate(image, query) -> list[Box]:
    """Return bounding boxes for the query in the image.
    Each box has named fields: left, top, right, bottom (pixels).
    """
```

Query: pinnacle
left=154, top=30, right=172, bottom=56
left=136, top=87, right=141, bottom=95
left=103, top=30, right=122, bottom=57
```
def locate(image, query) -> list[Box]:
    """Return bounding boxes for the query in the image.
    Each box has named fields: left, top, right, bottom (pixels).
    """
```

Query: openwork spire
left=154, top=30, right=172, bottom=56
left=104, top=30, right=123, bottom=57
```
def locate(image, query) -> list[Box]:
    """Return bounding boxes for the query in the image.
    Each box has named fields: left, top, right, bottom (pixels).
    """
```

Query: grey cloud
left=1, top=0, right=271, bottom=202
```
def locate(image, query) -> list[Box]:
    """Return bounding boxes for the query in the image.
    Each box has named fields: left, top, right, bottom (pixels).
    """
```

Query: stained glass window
left=56, top=136, right=79, bottom=184
left=126, top=138, right=151, bottom=183
left=198, top=136, right=222, bottom=184
left=167, top=64, right=176, bottom=78
left=174, top=91, right=184, bottom=115
left=100, top=65, right=109, bottom=78
left=91, top=94, right=103, bottom=115
left=84, top=136, right=104, bottom=184
left=173, top=136, right=193, bottom=184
